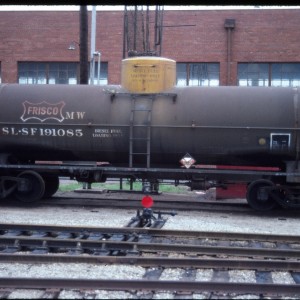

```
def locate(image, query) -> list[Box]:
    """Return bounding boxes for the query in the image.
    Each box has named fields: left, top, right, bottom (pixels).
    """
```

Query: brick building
left=0, top=7, right=300, bottom=87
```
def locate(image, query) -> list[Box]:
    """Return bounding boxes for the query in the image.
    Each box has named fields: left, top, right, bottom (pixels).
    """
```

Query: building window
left=18, top=62, right=78, bottom=84
left=238, top=63, right=300, bottom=87
left=18, top=62, right=108, bottom=85
left=271, top=63, right=300, bottom=87
left=176, top=63, right=220, bottom=86
left=238, top=63, right=269, bottom=86
left=89, top=62, right=108, bottom=85
left=48, top=63, right=78, bottom=84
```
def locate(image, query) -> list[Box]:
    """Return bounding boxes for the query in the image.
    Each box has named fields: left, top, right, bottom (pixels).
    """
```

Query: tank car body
left=0, top=83, right=299, bottom=211
left=0, top=84, right=298, bottom=167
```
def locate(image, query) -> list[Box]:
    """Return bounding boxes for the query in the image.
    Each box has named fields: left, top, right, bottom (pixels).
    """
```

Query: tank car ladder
left=129, top=95, right=154, bottom=168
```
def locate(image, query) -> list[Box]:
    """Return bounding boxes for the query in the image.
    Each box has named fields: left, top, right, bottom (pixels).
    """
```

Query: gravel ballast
left=0, top=189, right=299, bottom=299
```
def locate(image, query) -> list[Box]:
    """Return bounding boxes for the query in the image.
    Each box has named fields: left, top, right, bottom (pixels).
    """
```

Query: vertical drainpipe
left=224, top=19, right=235, bottom=86
left=90, top=6, right=97, bottom=85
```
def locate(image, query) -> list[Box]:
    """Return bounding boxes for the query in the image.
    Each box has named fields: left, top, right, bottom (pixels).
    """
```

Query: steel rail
left=34, top=197, right=251, bottom=212
left=0, top=223, right=299, bottom=243
left=50, top=194, right=248, bottom=205
left=51, top=197, right=248, bottom=207
left=1, top=236, right=300, bottom=259
left=0, top=253, right=300, bottom=271
left=52, top=193, right=243, bottom=204
left=0, top=278, right=300, bottom=295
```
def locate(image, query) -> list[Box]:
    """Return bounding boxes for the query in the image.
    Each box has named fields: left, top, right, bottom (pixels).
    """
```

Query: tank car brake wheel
left=14, top=171, right=45, bottom=203
left=246, top=179, right=278, bottom=211
left=42, top=175, right=60, bottom=198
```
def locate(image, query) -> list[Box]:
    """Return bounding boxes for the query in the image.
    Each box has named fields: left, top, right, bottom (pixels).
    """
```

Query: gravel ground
left=0, top=198, right=299, bottom=235
left=0, top=185, right=299, bottom=299
left=162, top=209, right=300, bottom=235
left=0, top=205, right=135, bottom=227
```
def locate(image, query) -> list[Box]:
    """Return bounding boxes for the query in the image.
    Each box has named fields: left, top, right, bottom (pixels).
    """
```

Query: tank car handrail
left=0, top=121, right=299, bottom=131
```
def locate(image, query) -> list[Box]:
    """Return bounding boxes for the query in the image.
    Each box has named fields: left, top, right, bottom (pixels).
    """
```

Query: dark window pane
left=90, top=62, right=108, bottom=85
left=176, top=63, right=187, bottom=86
left=271, top=63, right=300, bottom=87
left=189, top=63, right=219, bottom=86
left=18, top=62, right=47, bottom=85
left=176, top=63, right=219, bottom=87
left=16, top=61, right=104, bottom=85
left=238, top=63, right=269, bottom=86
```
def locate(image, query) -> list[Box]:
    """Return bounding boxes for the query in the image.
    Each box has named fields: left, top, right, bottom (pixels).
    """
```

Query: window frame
left=18, top=61, right=108, bottom=85
left=238, top=62, right=300, bottom=87
left=176, top=62, right=220, bottom=87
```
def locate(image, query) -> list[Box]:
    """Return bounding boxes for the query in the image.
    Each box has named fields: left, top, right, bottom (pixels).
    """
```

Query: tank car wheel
left=246, top=179, right=278, bottom=211
left=14, top=171, right=45, bottom=203
left=42, top=175, right=60, bottom=198
left=0, top=178, right=18, bottom=200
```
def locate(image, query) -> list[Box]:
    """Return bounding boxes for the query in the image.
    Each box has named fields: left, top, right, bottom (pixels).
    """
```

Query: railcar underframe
left=0, top=162, right=299, bottom=211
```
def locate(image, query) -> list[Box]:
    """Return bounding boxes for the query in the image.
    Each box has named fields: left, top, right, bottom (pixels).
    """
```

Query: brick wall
left=0, top=9, right=299, bottom=85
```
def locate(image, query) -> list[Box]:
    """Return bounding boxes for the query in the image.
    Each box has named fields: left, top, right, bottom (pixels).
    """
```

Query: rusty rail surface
left=0, top=223, right=299, bottom=242
left=0, top=278, right=299, bottom=296
left=1, top=236, right=300, bottom=259
left=1, top=194, right=252, bottom=213
left=1, top=224, right=300, bottom=298
left=0, top=253, right=300, bottom=271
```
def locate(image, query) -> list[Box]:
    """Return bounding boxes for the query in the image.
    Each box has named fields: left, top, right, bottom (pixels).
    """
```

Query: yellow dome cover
left=121, top=56, right=176, bottom=93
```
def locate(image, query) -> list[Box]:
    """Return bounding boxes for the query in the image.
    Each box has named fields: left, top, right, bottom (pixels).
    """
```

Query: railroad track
left=0, top=223, right=300, bottom=298
left=2, top=193, right=299, bottom=221
left=0, top=191, right=277, bottom=214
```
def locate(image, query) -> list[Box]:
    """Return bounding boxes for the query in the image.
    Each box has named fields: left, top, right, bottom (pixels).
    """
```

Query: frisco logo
left=21, top=101, right=66, bottom=122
